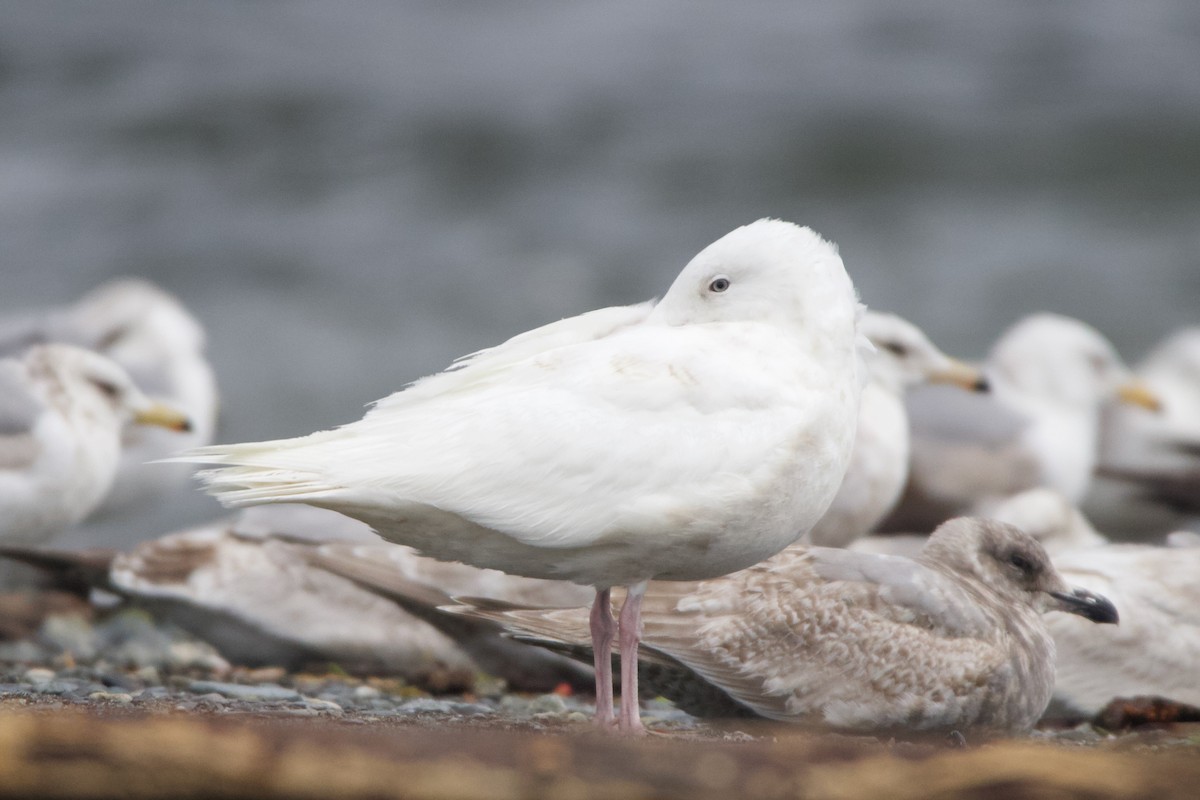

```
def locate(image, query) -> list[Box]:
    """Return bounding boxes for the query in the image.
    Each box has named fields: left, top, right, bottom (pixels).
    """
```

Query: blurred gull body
left=111, top=511, right=476, bottom=680
left=456, top=518, right=1117, bottom=735
left=0, top=279, right=218, bottom=516
left=1086, top=327, right=1200, bottom=540
left=884, top=313, right=1159, bottom=532
left=804, top=311, right=987, bottom=547
left=0, top=344, right=191, bottom=545
left=179, top=219, right=866, bottom=733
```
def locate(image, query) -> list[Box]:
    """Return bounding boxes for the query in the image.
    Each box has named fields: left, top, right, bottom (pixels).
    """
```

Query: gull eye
left=89, top=378, right=121, bottom=399
left=1007, top=551, right=1036, bottom=575
left=708, top=276, right=731, bottom=293
left=881, top=341, right=908, bottom=357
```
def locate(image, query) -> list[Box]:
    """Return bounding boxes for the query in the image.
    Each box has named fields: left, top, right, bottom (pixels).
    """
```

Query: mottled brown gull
left=804, top=311, right=987, bottom=547
left=176, top=219, right=865, bottom=733
left=885, top=313, right=1160, bottom=532
left=457, top=518, right=1117, bottom=735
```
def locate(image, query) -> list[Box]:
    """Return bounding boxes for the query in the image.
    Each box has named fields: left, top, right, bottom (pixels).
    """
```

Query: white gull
left=0, top=344, right=191, bottom=545
left=177, top=219, right=866, bottom=733
left=884, top=313, right=1160, bottom=532
left=0, top=279, right=218, bottom=515
left=1085, top=326, right=1200, bottom=540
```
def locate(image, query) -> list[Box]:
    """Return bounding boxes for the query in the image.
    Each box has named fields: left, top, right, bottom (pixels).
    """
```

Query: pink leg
left=589, top=587, right=615, bottom=728
left=617, top=580, right=648, bottom=735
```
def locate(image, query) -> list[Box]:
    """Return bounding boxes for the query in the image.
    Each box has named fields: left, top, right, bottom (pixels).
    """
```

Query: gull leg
left=617, top=580, right=648, bottom=735
left=589, top=587, right=615, bottom=728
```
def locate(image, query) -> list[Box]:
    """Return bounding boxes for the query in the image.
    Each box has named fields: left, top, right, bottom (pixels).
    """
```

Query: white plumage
left=178, top=218, right=866, bottom=733
left=886, top=313, right=1159, bottom=531
left=804, top=311, right=986, bottom=547
left=0, top=344, right=191, bottom=545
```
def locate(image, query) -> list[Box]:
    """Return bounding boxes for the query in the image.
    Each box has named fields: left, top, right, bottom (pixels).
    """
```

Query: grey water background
left=1, top=2, right=1198, bottom=549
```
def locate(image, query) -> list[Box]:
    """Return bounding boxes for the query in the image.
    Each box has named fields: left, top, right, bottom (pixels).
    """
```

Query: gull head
left=861, top=311, right=988, bottom=394
left=650, top=219, right=859, bottom=344
left=29, top=344, right=193, bottom=433
left=921, top=517, right=1118, bottom=624
left=987, top=313, right=1158, bottom=413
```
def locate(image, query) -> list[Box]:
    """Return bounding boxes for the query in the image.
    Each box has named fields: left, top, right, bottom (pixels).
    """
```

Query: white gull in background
left=1085, top=326, right=1200, bottom=540
left=0, top=279, right=218, bottom=516
left=981, top=488, right=1107, bottom=554
left=882, top=313, right=1160, bottom=532
left=0, top=344, right=191, bottom=546
left=457, top=518, right=1118, bottom=735
left=178, top=219, right=866, bottom=733
left=803, top=311, right=987, bottom=547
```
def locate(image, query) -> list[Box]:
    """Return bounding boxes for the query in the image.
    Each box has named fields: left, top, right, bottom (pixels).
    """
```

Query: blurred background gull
left=2, top=1, right=1198, bottom=551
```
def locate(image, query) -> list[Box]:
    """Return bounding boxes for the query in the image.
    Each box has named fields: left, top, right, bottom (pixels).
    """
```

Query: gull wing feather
left=0, top=361, right=47, bottom=470
left=630, top=548, right=1002, bottom=723
left=187, top=319, right=834, bottom=559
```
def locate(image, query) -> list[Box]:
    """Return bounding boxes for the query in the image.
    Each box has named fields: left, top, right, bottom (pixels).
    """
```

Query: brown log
left=0, top=703, right=1195, bottom=799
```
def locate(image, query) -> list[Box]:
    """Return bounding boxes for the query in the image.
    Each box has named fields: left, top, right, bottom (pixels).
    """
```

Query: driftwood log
left=0, top=703, right=1197, bottom=799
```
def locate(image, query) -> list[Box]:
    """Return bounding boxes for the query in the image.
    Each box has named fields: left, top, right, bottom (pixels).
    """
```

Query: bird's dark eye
left=708, top=276, right=731, bottom=293
left=882, top=341, right=908, bottom=357
left=1007, top=551, right=1036, bottom=574
left=90, top=378, right=121, bottom=399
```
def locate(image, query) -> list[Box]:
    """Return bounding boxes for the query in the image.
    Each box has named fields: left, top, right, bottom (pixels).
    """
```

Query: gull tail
left=166, top=432, right=345, bottom=509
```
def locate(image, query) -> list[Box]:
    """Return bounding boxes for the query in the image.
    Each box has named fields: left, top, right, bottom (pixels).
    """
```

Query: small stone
left=241, top=666, right=288, bottom=684
left=283, top=707, right=318, bottom=717
left=134, top=666, right=161, bottom=685
left=23, top=668, right=55, bottom=685
left=353, top=685, right=382, bottom=700
left=0, top=641, right=47, bottom=664
left=32, top=681, right=75, bottom=696
left=88, top=691, right=133, bottom=705
left=566, top=711, right=590, bottom=723
left=167, top=642, right=231, bottom=674
left=471, top=674, right=508, bottom=698
left=197, top=693, right=232, bottom=705
left=302, top=697, right=343, bottom=713
left=498, top=695, right=530, bottom=713
left=394, top=698, right=460, bottom=716
left=187, top=681, right=301, bottom=702
left=39, top=615, right=99, bottom=661
left=528, top=693, right=568, bottom=714
left=1052, top=724, right=1104, bottom=744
